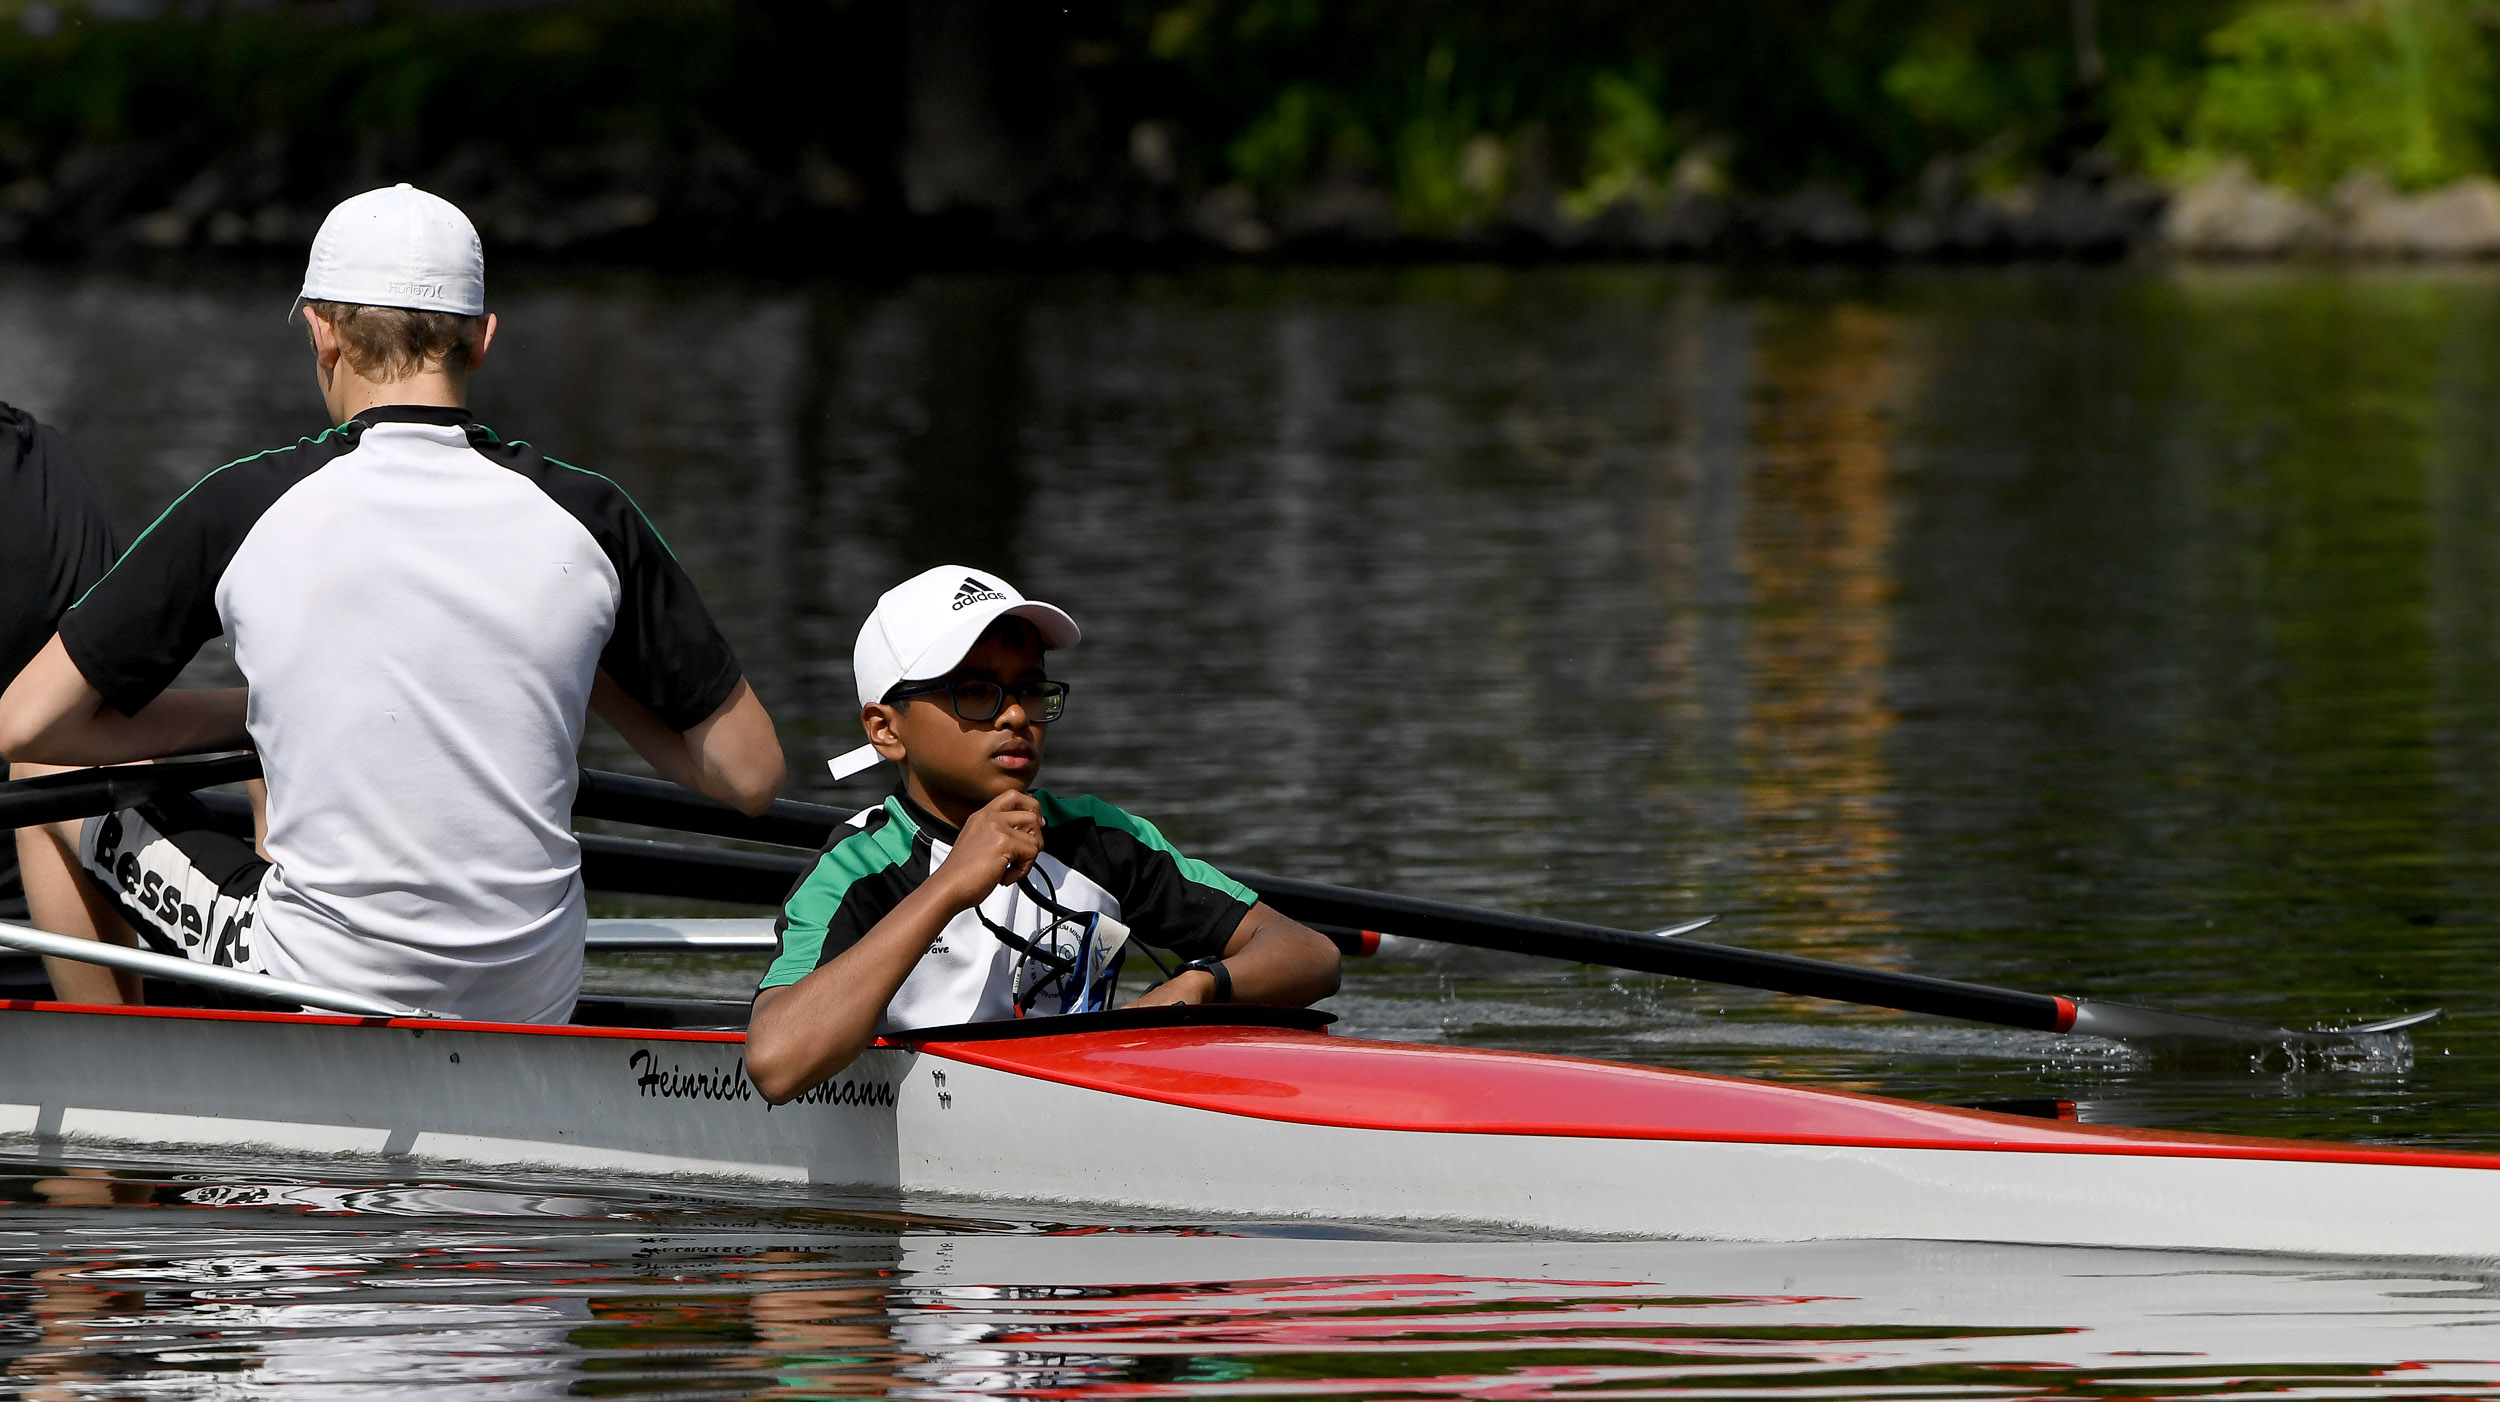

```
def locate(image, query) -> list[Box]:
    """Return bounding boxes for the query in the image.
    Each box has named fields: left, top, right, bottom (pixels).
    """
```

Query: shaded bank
left=3, top=1, right=2499, bottom=265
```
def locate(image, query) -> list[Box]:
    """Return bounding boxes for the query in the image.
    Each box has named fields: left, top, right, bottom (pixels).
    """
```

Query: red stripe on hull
left=924, top=1024, right=2500, bottom=1170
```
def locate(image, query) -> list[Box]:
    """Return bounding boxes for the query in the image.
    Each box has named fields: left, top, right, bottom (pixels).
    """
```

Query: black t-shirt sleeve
left=0, top=405, right=119, bottom=688
left=601, top=502, right=744, bottom=730
left=520, top=453, right=741, bottom=731
left=54, top=460, right=298, bottom=717
left=53, top=428, right=344, bottom=716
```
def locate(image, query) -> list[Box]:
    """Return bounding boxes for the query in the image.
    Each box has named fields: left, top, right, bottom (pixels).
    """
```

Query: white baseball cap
left=853, top=565, right=1079, bottom=708
left=294, top=184, right=485, bottom=318
left=830, top=566, right=1079, bottom=780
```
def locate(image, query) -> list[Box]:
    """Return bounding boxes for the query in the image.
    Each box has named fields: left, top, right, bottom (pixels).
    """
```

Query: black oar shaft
left=578, top=833, right=807, bottom=906
left=0, top=752, right=262, bottom=828
left=572, top=770, right=842, bottom=850
left=1226, top=869, right=2070, bottom=1034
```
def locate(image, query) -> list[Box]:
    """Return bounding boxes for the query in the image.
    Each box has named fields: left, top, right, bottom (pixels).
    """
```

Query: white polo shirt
left=59, top=405, right=742, bottom=1023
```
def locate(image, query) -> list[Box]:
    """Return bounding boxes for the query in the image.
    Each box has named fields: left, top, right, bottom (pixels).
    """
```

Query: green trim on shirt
left=1034, top=790, right=1261, bottom=908
left=68, top=425, right=349, bottom=609
left=761, top=798, right=922, bottom=989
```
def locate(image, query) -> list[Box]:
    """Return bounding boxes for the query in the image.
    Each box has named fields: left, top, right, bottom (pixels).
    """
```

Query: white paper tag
left=828, top=745, right=884, bottom=781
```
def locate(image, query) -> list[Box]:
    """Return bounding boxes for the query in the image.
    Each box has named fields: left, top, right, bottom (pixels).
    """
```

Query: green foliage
left=1227, top=85, right=1341, bottom=203
left=1560, top=71, right=1677, bottom=218
left=2173, top=0, right=2490, bottom=191
left=1390, top=44, right=1510, bottom=232
left=1879, top=27, right=2067, bottom=187
left=11, top=0, right=2500, bottom=239
left=1143, top=1, right=2236, bottom=212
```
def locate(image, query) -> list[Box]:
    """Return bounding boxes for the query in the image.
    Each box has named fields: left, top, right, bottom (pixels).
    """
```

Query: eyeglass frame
left=883, top=677, right=1070, bottom=724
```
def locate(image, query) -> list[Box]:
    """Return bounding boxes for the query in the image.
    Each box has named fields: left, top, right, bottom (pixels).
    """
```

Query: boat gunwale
left=0, top=997, right=749, bottom=1043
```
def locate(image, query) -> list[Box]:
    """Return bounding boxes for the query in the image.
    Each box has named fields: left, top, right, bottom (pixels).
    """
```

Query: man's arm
left=746, top=790, right=1044, bottom=1103
left=590, top=670, right=785, bottom=816
left=1126, top=901, right=1342, bottom=1008
left=0, top=635, right=248, bottom=765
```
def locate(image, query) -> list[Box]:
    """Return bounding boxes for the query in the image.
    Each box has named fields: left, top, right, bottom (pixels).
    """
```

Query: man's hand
left=932, top=790, right=1043, bottom=908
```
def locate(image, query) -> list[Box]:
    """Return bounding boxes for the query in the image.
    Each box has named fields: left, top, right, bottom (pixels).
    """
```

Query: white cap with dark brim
left=291, top=183, right=485, bottom=321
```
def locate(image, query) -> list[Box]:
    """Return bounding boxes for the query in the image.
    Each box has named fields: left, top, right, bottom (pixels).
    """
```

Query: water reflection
left=7, top=1159, right=2500, bottom=1398
left=1740, top=302, right=1906, bottom=969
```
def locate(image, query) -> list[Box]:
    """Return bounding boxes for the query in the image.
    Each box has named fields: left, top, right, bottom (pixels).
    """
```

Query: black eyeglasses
left=887, top=678, right=1070, bottom=724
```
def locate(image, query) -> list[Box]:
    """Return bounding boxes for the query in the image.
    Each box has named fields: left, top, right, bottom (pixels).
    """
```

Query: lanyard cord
left=1017, top=871, right=1178, bottom=983
left=913, top=830, right=1080, bottom=986
left=949, top=847, right=1181, bottom=1002
left=974, top=906, right=1076, bottom=977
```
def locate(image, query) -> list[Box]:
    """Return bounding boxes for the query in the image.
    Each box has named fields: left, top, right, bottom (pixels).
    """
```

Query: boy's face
left=865, top=619, right=1051, bottom=825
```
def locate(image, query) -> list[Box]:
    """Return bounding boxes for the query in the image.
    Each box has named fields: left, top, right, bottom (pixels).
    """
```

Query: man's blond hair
left=303, top=300, right=485, bottom=382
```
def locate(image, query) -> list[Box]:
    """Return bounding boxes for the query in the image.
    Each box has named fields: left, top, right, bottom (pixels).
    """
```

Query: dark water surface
left=9, top=262, right=2500, bottom=1394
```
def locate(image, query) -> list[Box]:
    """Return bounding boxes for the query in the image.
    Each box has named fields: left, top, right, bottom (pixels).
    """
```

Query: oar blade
left=2065, top=998, right=2436, bottom=1050
left=2332, top=1007, right=2444, bottom=1036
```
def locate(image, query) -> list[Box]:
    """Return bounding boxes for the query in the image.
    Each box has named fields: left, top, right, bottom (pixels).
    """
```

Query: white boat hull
left=5, top=1000, right=2497, bottom=1257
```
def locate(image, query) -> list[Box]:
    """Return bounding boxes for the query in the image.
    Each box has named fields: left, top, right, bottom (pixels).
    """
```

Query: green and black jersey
left=762, top=789, right=1258, bottom=1030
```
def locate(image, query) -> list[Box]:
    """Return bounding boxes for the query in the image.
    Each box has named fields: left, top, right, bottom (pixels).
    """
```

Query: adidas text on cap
left=295, top=184, right=485, bottom=319
left=852, top=565, right=1080, bottom=711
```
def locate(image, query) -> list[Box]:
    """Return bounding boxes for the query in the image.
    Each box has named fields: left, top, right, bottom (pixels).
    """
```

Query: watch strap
left=1184, top=956, right=1233, bottom=1004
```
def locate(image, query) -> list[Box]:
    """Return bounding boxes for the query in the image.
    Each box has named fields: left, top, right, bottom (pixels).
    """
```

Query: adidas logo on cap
left=951, top=576, right=1008, bottom=611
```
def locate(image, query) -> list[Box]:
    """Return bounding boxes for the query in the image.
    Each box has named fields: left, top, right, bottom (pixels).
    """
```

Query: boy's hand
left=931, top=790, right=1044, bottom=909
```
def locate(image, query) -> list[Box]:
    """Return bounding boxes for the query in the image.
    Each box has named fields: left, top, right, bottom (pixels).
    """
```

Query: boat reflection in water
left=2, top=1158, right=2499, bottom=1399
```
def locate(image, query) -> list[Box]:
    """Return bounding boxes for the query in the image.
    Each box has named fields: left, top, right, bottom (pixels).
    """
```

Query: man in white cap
left=0, top=184, right=785, bottom=1023
left=742, top=565, right=1341, bottom=1105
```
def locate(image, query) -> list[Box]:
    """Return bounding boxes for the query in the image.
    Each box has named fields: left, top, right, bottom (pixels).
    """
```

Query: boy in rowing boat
left=744, top=567, right=1340, bottom=1103
left=0, top=184, right=784, bottom=1023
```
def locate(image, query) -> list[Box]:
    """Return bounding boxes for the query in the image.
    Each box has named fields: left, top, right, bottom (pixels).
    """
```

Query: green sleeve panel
left=759, top=801, right=922, bottom=990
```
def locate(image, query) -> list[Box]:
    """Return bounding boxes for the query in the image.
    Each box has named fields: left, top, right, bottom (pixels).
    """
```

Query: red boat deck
left=925, top=1023, right=2500, bottom=1171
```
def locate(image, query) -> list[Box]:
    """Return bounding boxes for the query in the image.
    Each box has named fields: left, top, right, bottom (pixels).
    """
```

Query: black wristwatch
left=1182, top=957, right=1233, bottom=1004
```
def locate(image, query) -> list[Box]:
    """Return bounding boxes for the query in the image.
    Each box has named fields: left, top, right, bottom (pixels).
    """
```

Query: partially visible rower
left=0, top=184, right=784, bottom=1024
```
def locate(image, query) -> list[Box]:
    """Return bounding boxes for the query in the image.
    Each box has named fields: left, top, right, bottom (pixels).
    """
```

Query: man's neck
left=326, top=367, right=467, bottom=424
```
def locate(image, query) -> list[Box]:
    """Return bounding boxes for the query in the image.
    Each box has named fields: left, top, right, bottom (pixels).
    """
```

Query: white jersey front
left=762, top=790, right=1257, bottom=1032
left=59, top=406, right=742, bottom=1022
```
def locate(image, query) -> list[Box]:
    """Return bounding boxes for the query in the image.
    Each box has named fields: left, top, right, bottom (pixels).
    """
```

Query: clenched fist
left=932, top=789, right=1044, bottom=908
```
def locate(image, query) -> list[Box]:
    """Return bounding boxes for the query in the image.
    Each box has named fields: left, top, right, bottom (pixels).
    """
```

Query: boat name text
left=627, top=1048, right=894, bottom=1111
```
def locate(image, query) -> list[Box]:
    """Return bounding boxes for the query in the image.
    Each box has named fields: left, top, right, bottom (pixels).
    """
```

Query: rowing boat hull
left=3, top=1000, right=2494, bottom=1256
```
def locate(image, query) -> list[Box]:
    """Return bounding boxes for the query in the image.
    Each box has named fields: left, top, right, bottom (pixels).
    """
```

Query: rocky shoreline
left=15, top=134, right=2500, bottom=266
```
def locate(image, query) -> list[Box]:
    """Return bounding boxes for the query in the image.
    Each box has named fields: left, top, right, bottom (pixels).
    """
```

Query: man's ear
left=861, top=703, right=908, bottom=762
left=468, top=312, right=497, bottom=373
left=303, top=307, right=342, bottom=384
